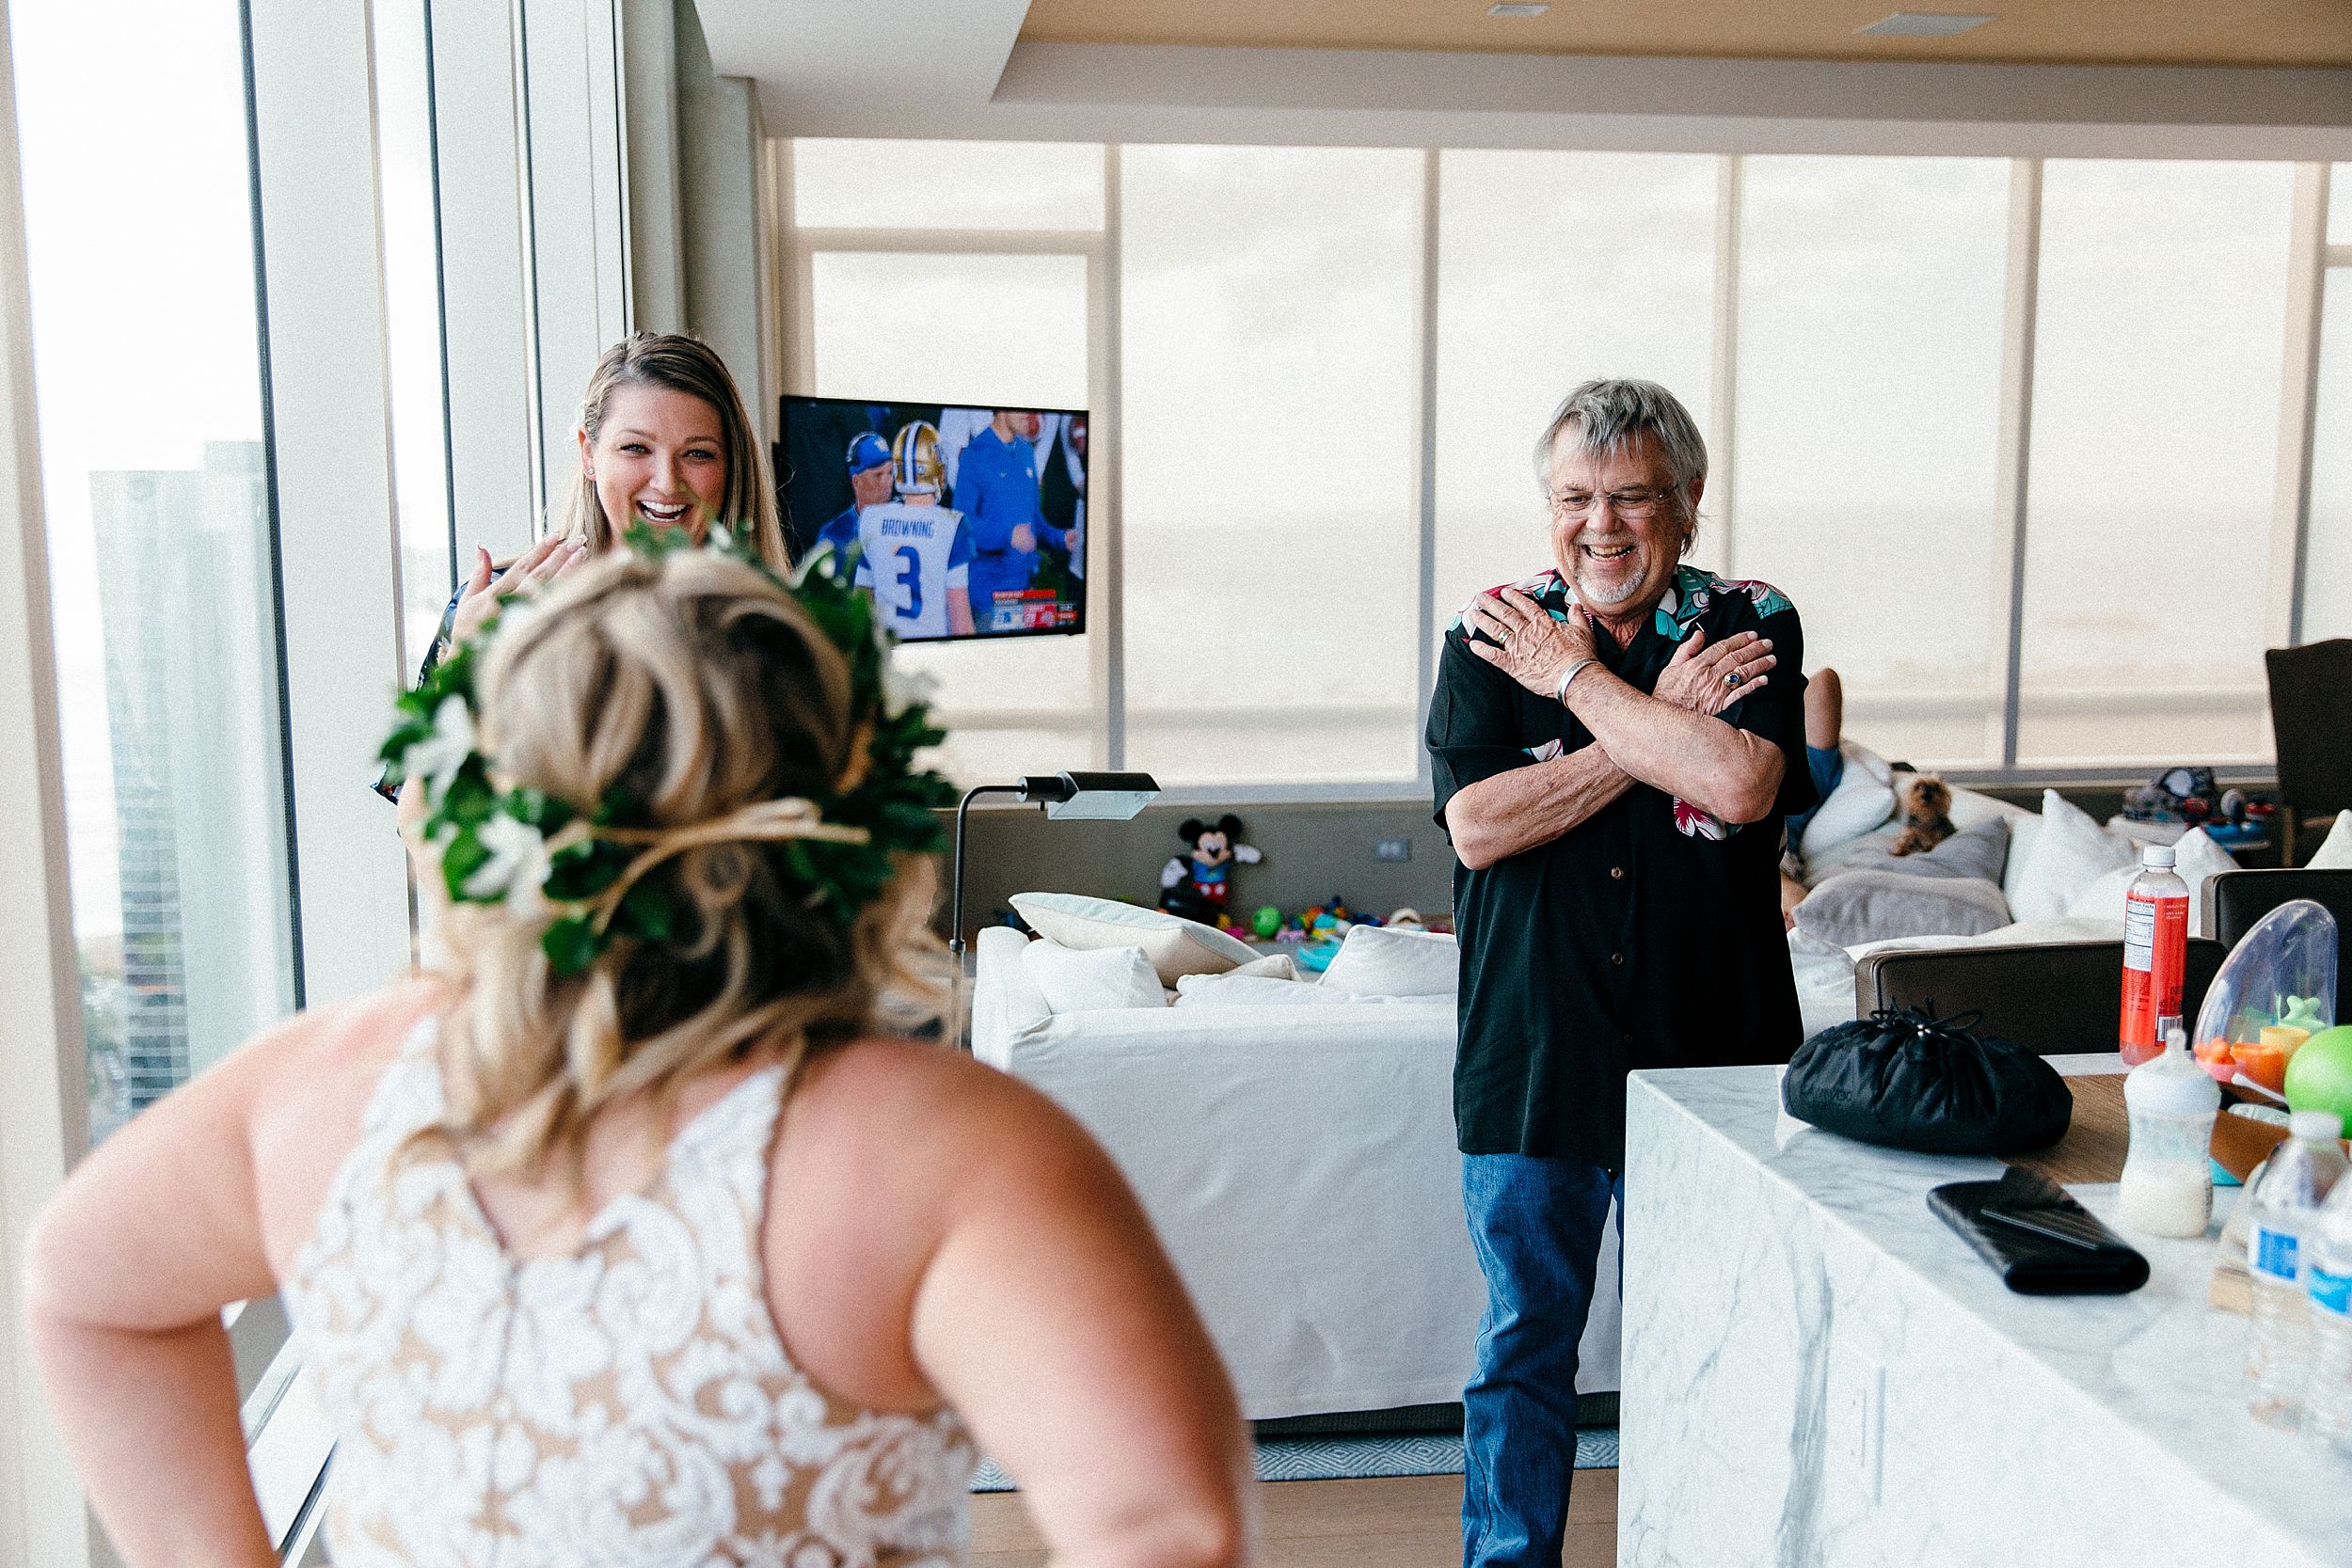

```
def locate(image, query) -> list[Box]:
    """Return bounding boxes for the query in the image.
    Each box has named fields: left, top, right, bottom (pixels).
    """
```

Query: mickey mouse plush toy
left=1159, top=815, right=1262, bottom=926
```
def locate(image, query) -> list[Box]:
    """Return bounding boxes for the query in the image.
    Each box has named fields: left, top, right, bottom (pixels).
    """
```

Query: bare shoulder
left=783, top=1035, right=1106, bottom=1187
left=244, top=975, right=450, bottom=1270
left=760, top=1036, right=1124, bottom=1412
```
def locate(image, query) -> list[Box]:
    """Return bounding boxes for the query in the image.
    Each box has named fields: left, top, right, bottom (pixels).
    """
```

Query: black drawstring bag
left=1782, top=1004, right=2073, bottom=1156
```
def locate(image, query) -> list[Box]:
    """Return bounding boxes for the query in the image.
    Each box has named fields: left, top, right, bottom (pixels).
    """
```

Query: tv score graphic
left=777, top=396, right=1087, bottom=644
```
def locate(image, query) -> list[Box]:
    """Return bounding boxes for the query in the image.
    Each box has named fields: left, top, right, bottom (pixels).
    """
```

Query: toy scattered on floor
left=2123, top=766, right=2277, bottom=832
left=1386, top=908, right=1426, bottom=932
left=1270, top=893, right=1387, bottom=954
left=1252, top=905, right=1282, bottom=940
left=1888, top=775, right=1956, bottom=857
left=1159, top=814, right=1262, bottom=925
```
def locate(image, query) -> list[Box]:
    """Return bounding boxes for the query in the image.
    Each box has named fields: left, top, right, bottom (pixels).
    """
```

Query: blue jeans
left=1460, top=1155, right=1623, bottom=1568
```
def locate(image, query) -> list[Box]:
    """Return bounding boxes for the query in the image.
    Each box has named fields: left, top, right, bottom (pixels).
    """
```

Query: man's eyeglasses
left=1549, top=487, right=1674, bottom=521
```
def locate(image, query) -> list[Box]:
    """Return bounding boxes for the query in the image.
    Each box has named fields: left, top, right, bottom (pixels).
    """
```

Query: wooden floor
left=972, top=1468, right=1617, bottom=1568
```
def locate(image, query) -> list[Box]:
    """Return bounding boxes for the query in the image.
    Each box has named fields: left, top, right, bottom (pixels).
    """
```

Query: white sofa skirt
left=972, top=927, right=1622, bottom=1421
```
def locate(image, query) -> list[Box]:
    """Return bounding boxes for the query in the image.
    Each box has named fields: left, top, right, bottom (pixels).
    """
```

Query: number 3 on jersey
left=895, top=544, right=924, bottom=623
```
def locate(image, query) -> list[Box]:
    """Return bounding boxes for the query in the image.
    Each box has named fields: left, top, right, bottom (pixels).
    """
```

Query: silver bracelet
left=1555, top=657, right=1597, bottom=705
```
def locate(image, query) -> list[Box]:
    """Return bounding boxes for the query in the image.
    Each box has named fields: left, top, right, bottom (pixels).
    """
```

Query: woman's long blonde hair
left=560, top=332, right=790, bottom=571
left=428, top=548, right=931, bottom=1184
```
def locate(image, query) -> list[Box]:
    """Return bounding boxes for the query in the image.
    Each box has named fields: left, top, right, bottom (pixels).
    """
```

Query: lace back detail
left=284, top=1021, right=974, bottom=1568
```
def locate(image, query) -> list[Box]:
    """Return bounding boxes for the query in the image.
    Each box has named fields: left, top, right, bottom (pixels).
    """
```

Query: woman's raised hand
left=448, top=535, right=588, bottom=646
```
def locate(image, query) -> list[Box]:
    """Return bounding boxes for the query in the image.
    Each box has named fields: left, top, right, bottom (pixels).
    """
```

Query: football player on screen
left=852, top=420, right=976, bottom=639
left=955, top=408, right=1077, bottom=626
left=813, top=431, right=894, bottom=563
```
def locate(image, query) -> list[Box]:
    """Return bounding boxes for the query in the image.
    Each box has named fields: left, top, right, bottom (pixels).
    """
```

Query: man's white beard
left=1574, top=562, right=1646, bottom=610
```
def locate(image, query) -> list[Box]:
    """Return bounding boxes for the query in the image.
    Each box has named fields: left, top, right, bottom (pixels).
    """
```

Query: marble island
left=1621, top=1056, right=2350, bottom=1568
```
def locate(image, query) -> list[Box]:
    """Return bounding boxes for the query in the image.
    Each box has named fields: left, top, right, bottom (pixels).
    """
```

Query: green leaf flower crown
left=379, top=525, right=956, bottom=976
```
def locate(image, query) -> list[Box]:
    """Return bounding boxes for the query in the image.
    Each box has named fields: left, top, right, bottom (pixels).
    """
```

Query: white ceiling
left=692, top=3, right=2352, bottom=160
left=691, top=1, right=1032, bottom=119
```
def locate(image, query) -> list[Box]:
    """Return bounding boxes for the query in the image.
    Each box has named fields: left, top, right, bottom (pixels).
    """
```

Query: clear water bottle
left=2306, top=1164, right=2352, bottom=1449
left=2247, top=1110, right=2348, bottom=1427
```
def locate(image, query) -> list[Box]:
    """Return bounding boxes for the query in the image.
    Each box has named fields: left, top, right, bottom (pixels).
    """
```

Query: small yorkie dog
left=1888, top=775, right=1956, bottom=857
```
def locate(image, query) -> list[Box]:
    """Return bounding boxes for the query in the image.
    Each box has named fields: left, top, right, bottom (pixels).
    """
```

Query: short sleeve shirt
left=1426, top=563, right=1817, bottom=1167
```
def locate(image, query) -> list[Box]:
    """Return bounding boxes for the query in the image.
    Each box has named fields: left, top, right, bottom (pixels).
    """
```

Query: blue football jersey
left=852, top=501, right=975, bottom=640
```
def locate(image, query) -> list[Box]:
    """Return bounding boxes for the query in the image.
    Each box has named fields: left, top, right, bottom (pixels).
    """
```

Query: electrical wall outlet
left=1375, top=837, right=1411, bottom=862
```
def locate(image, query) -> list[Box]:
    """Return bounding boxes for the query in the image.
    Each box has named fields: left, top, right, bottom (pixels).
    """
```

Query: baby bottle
left=2119, top=1024, right=2221, bottom=1238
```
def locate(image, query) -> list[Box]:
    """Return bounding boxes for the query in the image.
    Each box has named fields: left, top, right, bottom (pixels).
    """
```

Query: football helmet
left=891, top=420, right=945, bottom=498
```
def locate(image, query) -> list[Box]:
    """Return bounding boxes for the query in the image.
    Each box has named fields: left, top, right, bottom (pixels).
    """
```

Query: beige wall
left=944, top=799, right=1457, bottom=941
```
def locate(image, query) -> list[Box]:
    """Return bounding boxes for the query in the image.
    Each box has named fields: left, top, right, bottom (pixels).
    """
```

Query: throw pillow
left=2064, top=827, right=2238, bottom=933
left=2308, top=812, right=2352, bottom=870
left=1799, top=743, right=1898, bottom=860
left=1230, top=952, right=1301, bottom=980
left=1832, top=816, right=2010, bottom=885
left=1009, top=891, right=1257, bottom=985
left=1173, top=973, right=1367, bottom=1007
left=2008, top=789, right=2140, bottom=923
left=1317, top=925, right=1459, bottom=997
left=1019, top=940, right=1167, bottom=1014
left=1793, top=870, right=2012, bottom=948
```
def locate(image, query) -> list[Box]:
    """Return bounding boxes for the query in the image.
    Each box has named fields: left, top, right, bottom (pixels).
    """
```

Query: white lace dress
left=283, top=1021, right=975, bottom=1567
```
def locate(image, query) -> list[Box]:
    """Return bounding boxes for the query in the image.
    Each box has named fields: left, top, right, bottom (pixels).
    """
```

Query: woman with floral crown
left=26, top=539, right=1253, bottom=1567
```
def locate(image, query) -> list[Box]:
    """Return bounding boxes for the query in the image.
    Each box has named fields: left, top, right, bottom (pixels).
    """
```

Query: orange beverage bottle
left=2120, top=844, right=2190, bottom=1066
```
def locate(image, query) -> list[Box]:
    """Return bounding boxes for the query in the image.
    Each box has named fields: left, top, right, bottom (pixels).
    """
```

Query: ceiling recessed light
left=1487, top=3, right=1551, bottom=17
left=1855, top=12, right=1996, bottom=36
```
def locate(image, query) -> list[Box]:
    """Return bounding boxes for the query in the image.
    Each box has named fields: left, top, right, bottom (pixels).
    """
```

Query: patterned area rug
left=970, top=1427, right=1618, bottom=1492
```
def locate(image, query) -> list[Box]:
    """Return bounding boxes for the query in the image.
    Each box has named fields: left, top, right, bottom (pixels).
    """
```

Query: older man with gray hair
left=1426, top=378, right=1814, bottom=1568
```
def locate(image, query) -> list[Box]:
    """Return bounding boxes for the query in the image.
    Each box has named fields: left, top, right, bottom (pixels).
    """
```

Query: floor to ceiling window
left=1730, top=155, right=2011, bottom=768
left=11, top=0, right=294, bottom=1139
left=1120, top=144, right=1424, bottom=786
left=785, top=138, right=2344, bottom=791
left=2017, top=160, right=2295, bottom=767
left=1433, top=150, right=1718, bottom=651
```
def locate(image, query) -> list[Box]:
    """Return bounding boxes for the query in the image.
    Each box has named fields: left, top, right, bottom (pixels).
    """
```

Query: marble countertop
left=1629, top=1053, right=2352, bottom=1560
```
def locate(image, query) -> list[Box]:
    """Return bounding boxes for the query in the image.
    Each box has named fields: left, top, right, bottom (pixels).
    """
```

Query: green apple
left=2284, top=1023, right=2352, bottom=1122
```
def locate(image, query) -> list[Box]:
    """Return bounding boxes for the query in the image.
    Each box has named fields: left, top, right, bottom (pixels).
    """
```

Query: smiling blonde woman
left=437, top=332, right=790, bottom=657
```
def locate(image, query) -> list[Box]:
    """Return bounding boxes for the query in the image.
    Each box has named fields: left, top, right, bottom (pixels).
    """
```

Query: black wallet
left=1928, top=1167, right=2150, bottom=1295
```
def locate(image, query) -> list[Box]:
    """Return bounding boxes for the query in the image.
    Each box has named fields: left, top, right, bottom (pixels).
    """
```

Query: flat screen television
left=776, top=395, right=1087, bottom=642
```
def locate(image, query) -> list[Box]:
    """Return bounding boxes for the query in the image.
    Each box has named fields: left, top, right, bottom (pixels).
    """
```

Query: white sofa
left=1786, top=751, right=2253, bottom=1037
left=971, top=925, right=1622, bottom=1421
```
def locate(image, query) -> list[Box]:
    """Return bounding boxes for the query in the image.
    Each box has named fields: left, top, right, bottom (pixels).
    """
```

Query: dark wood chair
left=2204, top=868, right=2352, bottom=948
left=1852, top=940, right=2227, bottom=1057
left=2265, top=639, right=2352, bottom=864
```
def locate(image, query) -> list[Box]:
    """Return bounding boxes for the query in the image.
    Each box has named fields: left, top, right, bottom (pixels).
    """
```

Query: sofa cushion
left=1794, top=870, right=2012, bottom=948
left=1945, top=786, right=2043, bottom=902
left=1799, top=742, right=1898, bottom=860
left=1174, top=972, right=1362, bottom=1007
left=2065, top=826, right=2238, bottom=933
left=2309, top=812, right=2352, bottom=870
left=2008, top=789, right=2139, bottom=923
left=1830, top=816, right=2010, bottom=885
left=1009, top=891, right=1258, bottom=984
left=1020, top=939, right=1167, bottom=1013
left=1317, top=925, right=1459, bottom=997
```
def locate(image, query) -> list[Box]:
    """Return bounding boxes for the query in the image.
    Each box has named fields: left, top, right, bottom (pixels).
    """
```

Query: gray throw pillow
left=1793, top=870, right=2013, bottom=948
left=1837, top=816, right=2010, bottom=884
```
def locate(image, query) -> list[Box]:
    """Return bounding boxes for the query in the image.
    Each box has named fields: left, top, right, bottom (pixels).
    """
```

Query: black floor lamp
left=949, top=770, right=1160, bottom=1051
